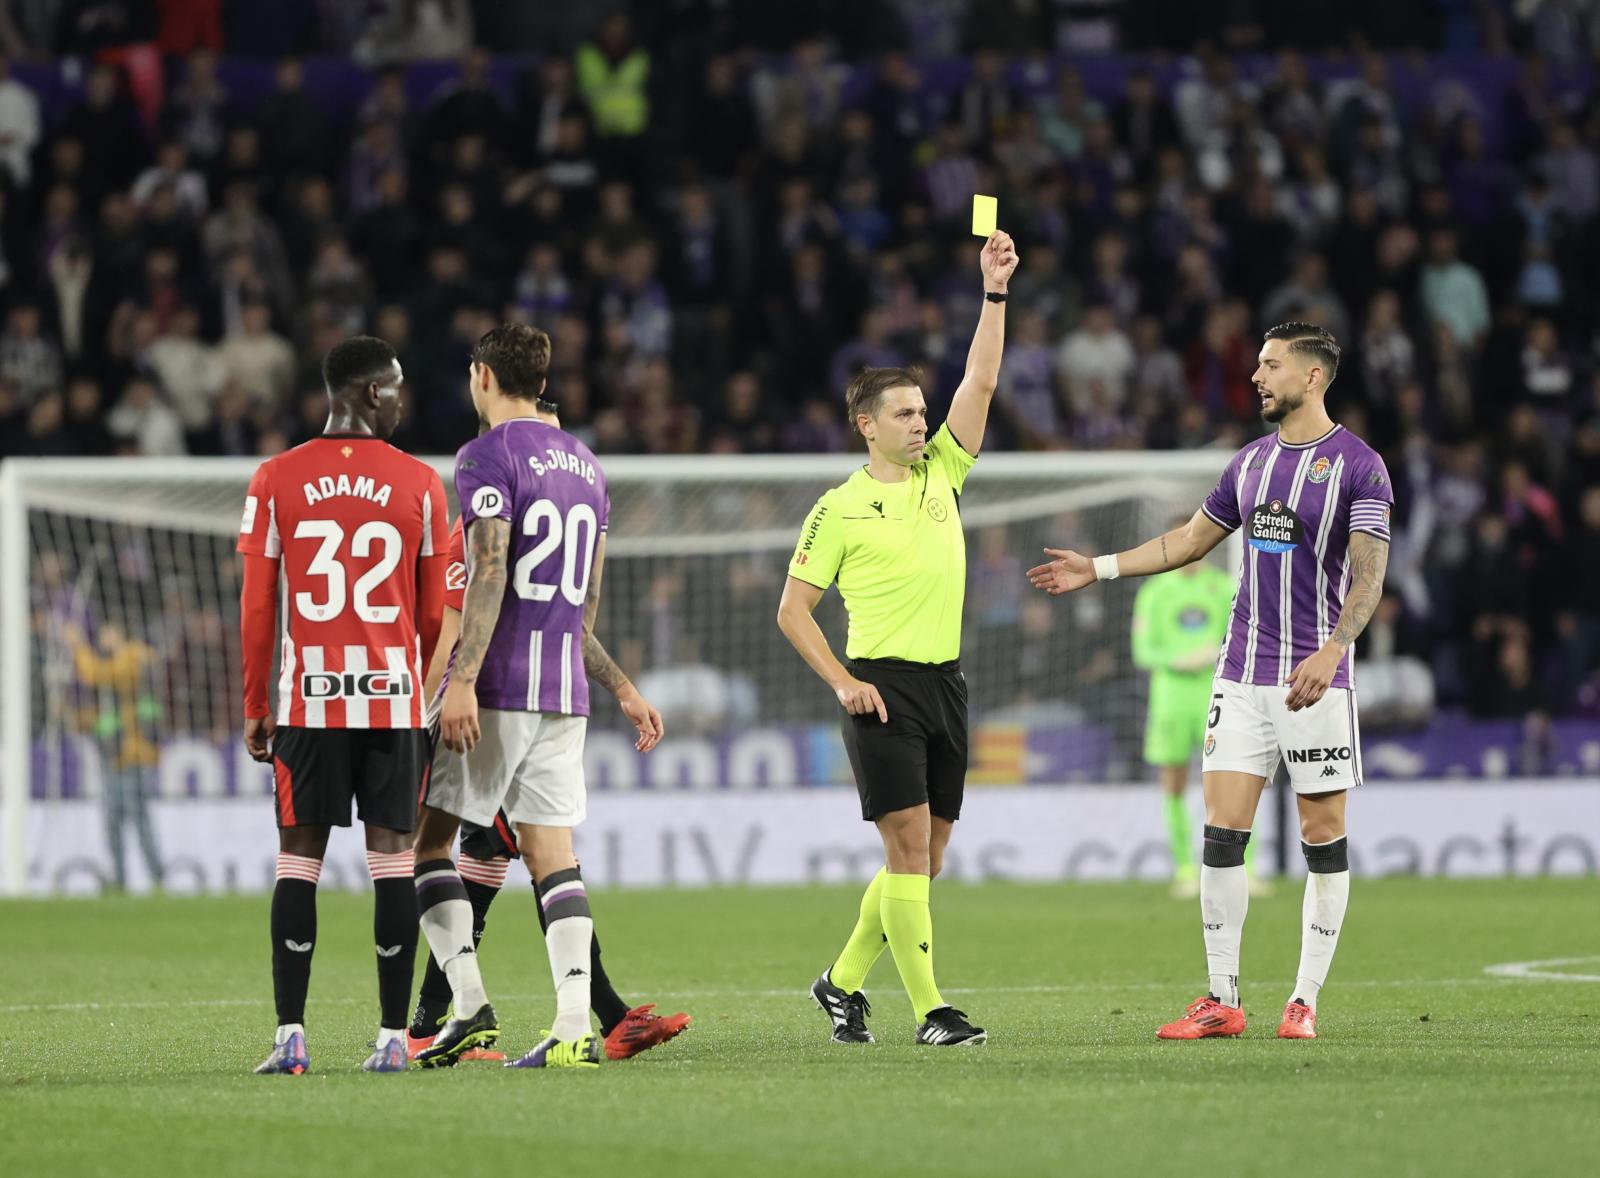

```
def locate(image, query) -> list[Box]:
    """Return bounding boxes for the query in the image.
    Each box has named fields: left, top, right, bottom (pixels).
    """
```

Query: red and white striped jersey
left=444, top=516, right=467, bottom=612
left=238, top=435, right=448, bottom=729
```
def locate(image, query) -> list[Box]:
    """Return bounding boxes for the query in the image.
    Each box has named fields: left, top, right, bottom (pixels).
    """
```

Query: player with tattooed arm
left=1028, top=323, right=1390, bottom=1041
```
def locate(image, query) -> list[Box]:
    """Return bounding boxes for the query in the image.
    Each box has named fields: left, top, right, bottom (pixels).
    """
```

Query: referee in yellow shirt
left=778, top=231, right=1019, bottom=1047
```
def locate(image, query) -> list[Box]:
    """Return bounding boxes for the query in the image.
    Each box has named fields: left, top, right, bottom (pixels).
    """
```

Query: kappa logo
left=927, top=497, right=948, bottom=522
left=470, top=485, right=505, bottom=517
left=565, top=967, right=588, bottom=978
left=1321, top=765, right=1340, bottom=778
left=1307, top=456, right=1332, bottom=483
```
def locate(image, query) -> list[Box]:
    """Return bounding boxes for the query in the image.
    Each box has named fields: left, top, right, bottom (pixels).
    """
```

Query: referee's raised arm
left=944, top=230, right=1020, bottom=455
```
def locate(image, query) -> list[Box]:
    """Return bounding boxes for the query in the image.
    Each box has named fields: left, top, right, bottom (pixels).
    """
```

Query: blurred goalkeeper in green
left=1130, top=531, right=1235, bottom=898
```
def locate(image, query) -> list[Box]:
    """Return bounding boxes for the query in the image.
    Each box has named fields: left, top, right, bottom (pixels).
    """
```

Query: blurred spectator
left=162, top=48, right=230, bottom=164
left=202, top=182, right=292, bottom=314
left=107, top=377, right=186, bottom=456
left=1261, top=251, right=1350, bottom=343
left=68, top=620, right=164, bottom=891
left=1056, top=303, right=1134, bottom=418
left=0, top=54, right=41, bottom=188
left=576, top=12, right=649, bottom=155
left=63, top=377, right=113, bottom=455
left=60, top=64, right=147, bottom=200
left=218, top=300, right=294, bottom=411
left=1356, top=594, right=1436, bottom=727
left=0, top=302, right=63, bottom=402
left=1536, top=119, right=1599, bottom=222
left=257, top=58, right=326, bottom=178
left=147, top=305, right=225, bottom=436
left=997, top=309, right=1066, bottom=446
left=358, top=0, right=473, bottom=63
left=1421, top=227, right=1490, bottom=350
left=131, top=139, right=208, bottom=220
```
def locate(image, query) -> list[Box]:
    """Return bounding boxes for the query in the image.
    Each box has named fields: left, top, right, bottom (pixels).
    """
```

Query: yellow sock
left=880, top=872, right=943, bottom=1019
left=830, top=868, right=889, bottom=994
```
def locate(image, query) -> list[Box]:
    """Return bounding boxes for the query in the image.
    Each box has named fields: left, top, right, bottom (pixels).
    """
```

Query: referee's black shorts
left=841, top=657, right=969, bottom=823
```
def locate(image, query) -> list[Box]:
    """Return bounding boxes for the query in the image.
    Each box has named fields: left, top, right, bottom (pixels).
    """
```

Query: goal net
left=0, top=450, right=1231, bottom=895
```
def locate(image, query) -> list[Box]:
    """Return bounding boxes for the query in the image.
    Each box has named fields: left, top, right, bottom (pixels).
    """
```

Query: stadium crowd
left=5, top=0, right=1600, bottom=723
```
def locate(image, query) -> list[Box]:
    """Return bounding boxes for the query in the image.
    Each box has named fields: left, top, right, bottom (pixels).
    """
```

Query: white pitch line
left=0, top=976, right=1552, bottom=1016
left=1482, top=956, right=1600, bottom=983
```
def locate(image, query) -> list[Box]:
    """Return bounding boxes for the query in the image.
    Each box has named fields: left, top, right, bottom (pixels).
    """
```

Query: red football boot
left=405, top=1030, right=435, bottom=1060
left=1277, top=999, right=1316, bottom=1039
left=604, top=1004, right=692, bottom=1060
left=1156, top=996, right=1248, bottom=1040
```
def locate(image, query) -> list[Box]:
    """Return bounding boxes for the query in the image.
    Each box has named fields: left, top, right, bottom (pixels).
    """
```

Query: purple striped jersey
left=453, top=419, right=609, bottom=716
left=1200, top=425, right=1393, bottom=690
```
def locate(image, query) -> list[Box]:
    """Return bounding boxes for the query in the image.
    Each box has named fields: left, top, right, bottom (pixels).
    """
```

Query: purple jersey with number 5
left=1200, top=425, right=1393, bottom=691
left=454, top=419, right=609, bottom=715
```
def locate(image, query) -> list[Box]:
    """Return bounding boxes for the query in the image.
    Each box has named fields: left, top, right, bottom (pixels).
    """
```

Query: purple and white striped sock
left=536, top=868, right=594, bottom=1041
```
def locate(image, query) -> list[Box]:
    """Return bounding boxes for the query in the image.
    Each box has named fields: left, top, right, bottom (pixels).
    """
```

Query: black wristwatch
left=984, top=291, right=1008, bottom=303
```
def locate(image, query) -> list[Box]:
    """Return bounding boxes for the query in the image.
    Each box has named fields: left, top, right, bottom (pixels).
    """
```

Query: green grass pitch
left=1, top=878, right=1596, bottom=1177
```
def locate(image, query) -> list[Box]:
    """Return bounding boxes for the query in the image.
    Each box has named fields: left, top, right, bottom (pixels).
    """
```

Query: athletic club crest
left=1308, top=456, right=1332, bottom=483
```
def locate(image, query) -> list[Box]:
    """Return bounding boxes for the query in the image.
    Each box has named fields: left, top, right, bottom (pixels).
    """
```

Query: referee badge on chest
left=926, top=497, right=948, bottom=522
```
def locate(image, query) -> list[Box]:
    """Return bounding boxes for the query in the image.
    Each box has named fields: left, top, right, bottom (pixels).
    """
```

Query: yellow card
left=971, top=194, right=997, bottom=237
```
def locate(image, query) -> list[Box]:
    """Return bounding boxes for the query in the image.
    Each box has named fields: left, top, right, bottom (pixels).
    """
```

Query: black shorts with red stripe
left=271, top=726, right=428, bottom=832
left=460, top=811, right=519, bottom=861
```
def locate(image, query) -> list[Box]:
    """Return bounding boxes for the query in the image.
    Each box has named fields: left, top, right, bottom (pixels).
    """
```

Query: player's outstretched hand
left=439, top=679, right=481, bottom=753
left=1285, top=647, right=1340, bottom=712
left=981, top=231, right=1019, bottom=288
left=1026, top=548, right=1096, bottom=596
left=619, top=685, right=665, bottom=753
left=244, top=715, right=275, bottom=763
left=836, top=676, right=888, bottom=723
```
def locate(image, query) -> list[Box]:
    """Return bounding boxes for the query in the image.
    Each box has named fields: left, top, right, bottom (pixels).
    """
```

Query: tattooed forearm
left=577, top=532, right=630, bottom=697
left=452, top=518, right=511, bottom=684
left=1160, top=535, right=1169, bottom=567
left=1331, top=532, right=1389, bottom=648
left=582, top=630, right=632, bottom=697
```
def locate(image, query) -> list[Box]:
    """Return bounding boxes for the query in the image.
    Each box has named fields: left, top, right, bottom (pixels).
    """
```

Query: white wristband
left=1093, top=554, right=1121, bottom=582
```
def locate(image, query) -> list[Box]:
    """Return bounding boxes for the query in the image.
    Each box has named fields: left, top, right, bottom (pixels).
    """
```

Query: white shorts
left=426, top=708, right=588, bottom=828
left=1200, top=678, right=1362, bottom=794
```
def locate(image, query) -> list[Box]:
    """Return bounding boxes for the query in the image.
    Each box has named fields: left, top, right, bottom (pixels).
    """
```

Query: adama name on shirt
left=302, top=474, right=394, bottom=506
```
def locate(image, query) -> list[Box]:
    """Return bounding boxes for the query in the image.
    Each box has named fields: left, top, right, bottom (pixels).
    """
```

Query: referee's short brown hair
left=845, top=366, right=922, bottom=435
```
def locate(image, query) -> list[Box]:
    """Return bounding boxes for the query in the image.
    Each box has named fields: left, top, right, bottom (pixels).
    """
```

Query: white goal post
left=0, top=449, right=1234, bottom=896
